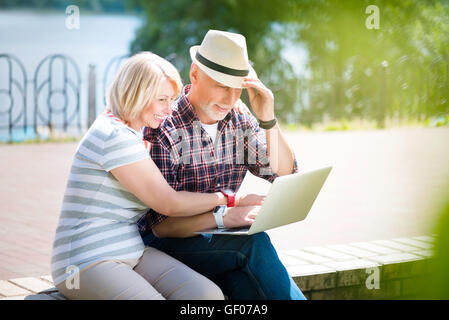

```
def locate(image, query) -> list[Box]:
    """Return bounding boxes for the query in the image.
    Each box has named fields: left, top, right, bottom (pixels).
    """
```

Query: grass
left=2, top=115, right=448, bottom=144
left=0, top=135, right=80, bottom=145
left=283, top=115, right=449, bottom=132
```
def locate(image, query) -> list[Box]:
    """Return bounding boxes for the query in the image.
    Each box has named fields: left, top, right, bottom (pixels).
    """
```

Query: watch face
left=222, top=189, right=233, bottom=196
left=214, top=205, right=226, bottom=215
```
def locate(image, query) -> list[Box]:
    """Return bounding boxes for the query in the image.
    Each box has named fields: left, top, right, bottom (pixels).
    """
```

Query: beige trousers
left=56, top=246, right=224, bottom=300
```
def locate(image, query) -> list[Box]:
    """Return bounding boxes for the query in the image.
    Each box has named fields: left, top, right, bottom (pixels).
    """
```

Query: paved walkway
left=0, top=127, right=448, bottom=280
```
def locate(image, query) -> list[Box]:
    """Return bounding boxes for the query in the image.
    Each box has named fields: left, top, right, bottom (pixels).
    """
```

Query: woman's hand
left=236, top=193, right=265, bottom=207
left=223, top=205, right=261, bottom=229
left=234, top=99, right=252, bottom=115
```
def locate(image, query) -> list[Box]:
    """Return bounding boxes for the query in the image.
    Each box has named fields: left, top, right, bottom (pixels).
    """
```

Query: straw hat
left=189, top=29, right=257, bottom=89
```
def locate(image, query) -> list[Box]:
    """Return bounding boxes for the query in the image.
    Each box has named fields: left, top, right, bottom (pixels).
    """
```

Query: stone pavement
left=0, top=234, right=435, bottom=300
left=0, top=127, right=448, bottom=280
left=0, top=143, right=76, bottom=280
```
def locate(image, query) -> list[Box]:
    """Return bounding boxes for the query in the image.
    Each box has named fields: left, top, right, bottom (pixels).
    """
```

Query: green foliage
left=428, top=199, right=449, bottom=299
left=129, top=0, right=300, bottom=117
left=404, top=197, right=449, bottom=300
left=429, top=115, right=449, bottom=127
left=128, top=0, right=449, bottom=127
left=287, top=0, right=449, bottom=127
left=130, top=0, right=294, bottom=76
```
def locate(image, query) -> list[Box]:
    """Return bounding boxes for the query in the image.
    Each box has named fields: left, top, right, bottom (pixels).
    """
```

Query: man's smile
left=214, top=104, right=231, bottom=113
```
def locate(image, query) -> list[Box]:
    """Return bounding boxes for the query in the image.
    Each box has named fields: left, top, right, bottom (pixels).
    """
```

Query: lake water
left=0, top=9, right=143, bottom=141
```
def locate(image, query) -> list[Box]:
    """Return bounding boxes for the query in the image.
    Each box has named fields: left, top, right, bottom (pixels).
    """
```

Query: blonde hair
left=106, top=52, right=183, bottom=123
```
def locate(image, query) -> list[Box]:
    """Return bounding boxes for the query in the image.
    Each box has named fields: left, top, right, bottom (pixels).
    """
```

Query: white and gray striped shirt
left=51, top=111, right=150, bottom=286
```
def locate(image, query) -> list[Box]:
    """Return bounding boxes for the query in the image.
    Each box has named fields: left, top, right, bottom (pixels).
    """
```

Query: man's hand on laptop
left=223, top=206, right=260, bottom=229
left=236, top=193, right=265, bottom=207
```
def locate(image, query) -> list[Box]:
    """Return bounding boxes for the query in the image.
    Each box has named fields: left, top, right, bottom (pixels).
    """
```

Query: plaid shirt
left=137, top=85, right=298, bottom=233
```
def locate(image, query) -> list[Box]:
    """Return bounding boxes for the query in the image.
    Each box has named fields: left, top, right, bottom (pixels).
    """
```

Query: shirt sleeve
left=137, top=131, right=181, bottom=233
left=100, top=127, right=150, bottom=172
left=244, top=114, right=298, bottom=183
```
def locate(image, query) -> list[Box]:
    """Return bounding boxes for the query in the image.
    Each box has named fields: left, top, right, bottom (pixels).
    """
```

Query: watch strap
left=220, top=189, right=236, bottom=207
left=213, top=205, right=226, bottom=229
left=258, top=118, right=277, bottom=130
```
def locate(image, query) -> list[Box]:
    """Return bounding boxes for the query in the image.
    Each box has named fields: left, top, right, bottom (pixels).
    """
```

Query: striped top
left=51, top=110, right=151, bottom=286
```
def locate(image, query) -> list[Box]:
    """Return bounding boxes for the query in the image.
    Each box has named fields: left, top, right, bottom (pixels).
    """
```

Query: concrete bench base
left=284, top=235, right=434, bottom=299
left=0, top=235, right=435, bottom=300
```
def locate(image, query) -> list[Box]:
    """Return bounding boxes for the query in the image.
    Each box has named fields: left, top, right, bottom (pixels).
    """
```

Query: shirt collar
left=176, top=85, right=200, bottom=124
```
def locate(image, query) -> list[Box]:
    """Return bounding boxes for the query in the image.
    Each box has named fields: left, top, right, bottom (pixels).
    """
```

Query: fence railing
left=0, top=54, right=27, bottom=141
left=0, top=53, right=127, bottom=142
left=0, top=52, right=195, bottom=143
left=33, top=54, right=82, bottom=135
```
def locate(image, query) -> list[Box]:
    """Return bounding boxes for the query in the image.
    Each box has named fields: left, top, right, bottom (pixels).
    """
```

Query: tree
left=130, top=0, right=449, bottom=126
left=130, top=0, right=297, bottom=120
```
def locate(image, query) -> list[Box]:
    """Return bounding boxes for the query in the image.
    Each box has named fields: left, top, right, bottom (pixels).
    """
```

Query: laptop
left=194, top=166, right=332, bottom=235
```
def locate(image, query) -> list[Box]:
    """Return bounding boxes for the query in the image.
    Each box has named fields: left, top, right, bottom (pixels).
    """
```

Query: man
left=138, top=30, right=306, bottom=300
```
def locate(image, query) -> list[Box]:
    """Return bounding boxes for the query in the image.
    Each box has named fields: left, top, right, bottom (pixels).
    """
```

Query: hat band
left=196, top=52, right=249, bottom=77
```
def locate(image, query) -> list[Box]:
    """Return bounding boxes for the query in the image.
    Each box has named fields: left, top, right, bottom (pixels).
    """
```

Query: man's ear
left=189, top=63, right=199, bottom=85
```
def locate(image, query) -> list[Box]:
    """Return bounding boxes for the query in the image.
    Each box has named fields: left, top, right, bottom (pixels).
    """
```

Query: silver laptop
left=194, top=166, right=332, bottom=235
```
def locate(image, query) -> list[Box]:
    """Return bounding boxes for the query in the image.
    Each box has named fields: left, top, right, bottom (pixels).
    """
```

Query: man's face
left=190, top=64, right=242, bottom=123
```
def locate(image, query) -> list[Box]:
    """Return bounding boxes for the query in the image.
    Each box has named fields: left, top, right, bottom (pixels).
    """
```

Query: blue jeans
left=142, top=231, right=306, bottom=300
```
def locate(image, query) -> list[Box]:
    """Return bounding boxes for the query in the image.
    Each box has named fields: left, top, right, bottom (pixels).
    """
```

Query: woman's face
left=139, top=77, right=176, bottom=129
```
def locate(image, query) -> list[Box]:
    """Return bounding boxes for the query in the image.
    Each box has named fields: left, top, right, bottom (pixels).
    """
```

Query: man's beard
left=201, top=104, right=230, bottom=122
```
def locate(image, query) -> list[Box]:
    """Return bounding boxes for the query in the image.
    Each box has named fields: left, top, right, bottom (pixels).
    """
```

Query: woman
left=51, top=52, right=261, bottom=300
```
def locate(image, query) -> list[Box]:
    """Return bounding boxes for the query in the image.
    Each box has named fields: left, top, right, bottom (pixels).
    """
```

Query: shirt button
left=217, top=183, right=221, bottom=187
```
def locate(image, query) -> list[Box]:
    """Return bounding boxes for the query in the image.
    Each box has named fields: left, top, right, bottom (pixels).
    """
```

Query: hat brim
left=189, top=46, right=257, bottom=89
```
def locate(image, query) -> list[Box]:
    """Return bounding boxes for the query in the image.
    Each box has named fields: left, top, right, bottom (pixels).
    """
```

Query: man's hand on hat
left=242, top=77, right=275, bottom=122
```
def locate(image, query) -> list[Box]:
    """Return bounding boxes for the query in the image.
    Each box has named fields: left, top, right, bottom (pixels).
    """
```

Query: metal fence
left=0, top=53, right=131, bottom=143
left=0, top=52, right=192, bottom=143
left=1, top=53, right=83, bottom=142
left=0, top=54, right=28, bottom=142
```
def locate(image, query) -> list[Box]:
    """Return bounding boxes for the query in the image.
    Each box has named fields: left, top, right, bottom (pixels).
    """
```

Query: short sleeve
left=100, top=127, right=150, bottom=172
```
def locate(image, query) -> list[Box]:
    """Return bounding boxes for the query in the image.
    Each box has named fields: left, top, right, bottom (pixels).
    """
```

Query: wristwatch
left=213, top=205, right=227, bottom=229
left=220, top=189, right=236, bottom=207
